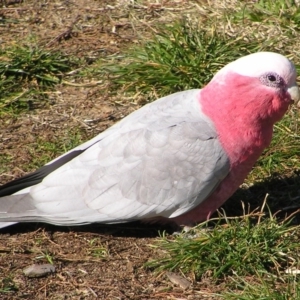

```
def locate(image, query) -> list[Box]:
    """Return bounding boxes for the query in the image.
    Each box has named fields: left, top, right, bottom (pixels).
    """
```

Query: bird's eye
left=259, top=72, right=285, bottom=88
left=267, top=74, right=277, bottom=82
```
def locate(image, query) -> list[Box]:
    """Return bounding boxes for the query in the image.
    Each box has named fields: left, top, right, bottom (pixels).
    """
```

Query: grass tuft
left=0, top=45, right=79, bottom=110
left=223, top=274, right=300, bottom=299
left=97, top=20, right=275, bottom=100
left=0, top=277, right=18, bottom=293
left=147, top=205, right=300, bottom=280
left=231, top=0, right=300, bottom=27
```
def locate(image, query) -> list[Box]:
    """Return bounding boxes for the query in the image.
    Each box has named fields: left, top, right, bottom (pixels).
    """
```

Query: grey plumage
left=0, top=89, right=229, bottom=227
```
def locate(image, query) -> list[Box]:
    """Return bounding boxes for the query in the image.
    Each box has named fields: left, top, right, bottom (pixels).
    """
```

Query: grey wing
left=0, top=89, right=230, bottom=225
left=28, top=90, right=229, bottom=223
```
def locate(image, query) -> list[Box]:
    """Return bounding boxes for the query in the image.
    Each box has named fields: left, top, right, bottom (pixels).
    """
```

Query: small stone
left=166, top=272, right=191, bottom=290
left=285, top=267, right=300, bottom=275
left=23, top=264, right=55, bottom=278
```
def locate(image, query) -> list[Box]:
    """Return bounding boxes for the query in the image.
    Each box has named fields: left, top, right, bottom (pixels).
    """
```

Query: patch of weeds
left=147, top=204, right=300, bottom=280
left=232, top=0, right=300, bottom=27
left=0, top=155, right=13, bottom=175
left=35, top=251, right=54, bottom=264
left=88, top=238, right=109, bottom=259
left=0, top=277, right=18, bottom=293
left=0, top=45, right=79, bottom=110
left=90, top=247, right=109, bottom=258
left=222, top=274, right=300, bottom=300
left=96, top=20, right=272, bottom=100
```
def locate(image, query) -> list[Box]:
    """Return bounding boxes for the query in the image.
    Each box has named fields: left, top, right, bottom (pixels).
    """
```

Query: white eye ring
left=259, top=72, right=284, bottom=88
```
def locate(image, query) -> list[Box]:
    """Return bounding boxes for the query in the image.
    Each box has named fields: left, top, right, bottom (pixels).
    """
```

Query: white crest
left=214, top=52, right=297, bottom=85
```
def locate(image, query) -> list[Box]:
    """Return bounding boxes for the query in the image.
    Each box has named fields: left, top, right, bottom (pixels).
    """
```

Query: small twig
left=55, top=255, right=107, bottom=263
left=281, top=204, right=300, bottom=211
left=0, top=248, right=11, bottom=253
left=65, top=68, right=83, bottom=75
left=61, top=80, right=102, bottom=87
left=46, top=15, right=81, bottom=47
left=194, top=211, right=265, bottom=229
left=87, top=287, right=98, bottom=298
left=0, top=7, right=28, bottom=10
left=279, top=209, right=300, bottom=224
left=137, top=20, right=159, bottom=34
left=258, top=193, right=269, bottom=224
left=84, top=7, right=115, bottom=12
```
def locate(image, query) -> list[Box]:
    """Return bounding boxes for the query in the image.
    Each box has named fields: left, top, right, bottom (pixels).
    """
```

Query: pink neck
left=199, top=73, right=289, bottom=167
left=169, top=73, right=291, bottom=226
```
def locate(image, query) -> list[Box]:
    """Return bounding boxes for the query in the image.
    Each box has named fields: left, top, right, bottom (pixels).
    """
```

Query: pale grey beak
left=288, top=84, right=300, bottom=106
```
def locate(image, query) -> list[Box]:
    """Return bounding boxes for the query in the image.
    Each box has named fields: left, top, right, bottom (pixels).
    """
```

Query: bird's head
left=206, top=52, right=300, bottom=123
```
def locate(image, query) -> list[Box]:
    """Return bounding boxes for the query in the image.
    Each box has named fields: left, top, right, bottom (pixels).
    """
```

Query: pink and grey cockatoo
left=0, top=52, right=299, bottom=229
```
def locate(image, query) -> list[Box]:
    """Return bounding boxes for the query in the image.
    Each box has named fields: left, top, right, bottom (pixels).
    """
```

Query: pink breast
left=171, top=73, right=290, bottom=225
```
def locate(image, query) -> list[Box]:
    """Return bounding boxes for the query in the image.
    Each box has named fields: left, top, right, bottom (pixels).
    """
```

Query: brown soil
left=0, top=0, right=221, bottom=299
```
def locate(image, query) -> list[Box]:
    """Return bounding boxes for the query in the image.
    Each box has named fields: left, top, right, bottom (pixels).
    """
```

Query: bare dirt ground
left=0, top=0, right=224, bottom=299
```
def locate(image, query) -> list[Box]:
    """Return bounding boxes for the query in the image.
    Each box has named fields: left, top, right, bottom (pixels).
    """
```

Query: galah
left=0, top=52, right=299, bottom=229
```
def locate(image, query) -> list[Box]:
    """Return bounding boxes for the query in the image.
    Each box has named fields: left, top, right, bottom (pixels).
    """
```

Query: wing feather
left=0, top=89, right=230, bottom=225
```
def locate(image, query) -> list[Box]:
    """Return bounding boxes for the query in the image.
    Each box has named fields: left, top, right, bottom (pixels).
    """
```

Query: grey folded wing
left=0, top=89, right=230, bottom=225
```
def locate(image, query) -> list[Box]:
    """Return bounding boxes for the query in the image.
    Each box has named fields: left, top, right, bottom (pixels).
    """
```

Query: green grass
left=35, top=251, right=54, bottom=265
left=231, top=0, right=300, bottom=27
left=147, top=205, right=300, bottom=280
left=88, top=238, right=109, bottom=259
left=0, top=44, right=79, bottom=110
left=95, top=21, right=278, bottom=100
left=0, top=276, right=18, bottom=293
left=92, top=1, right=300, bottom=101
left=223, top=275, right=300, bottom=299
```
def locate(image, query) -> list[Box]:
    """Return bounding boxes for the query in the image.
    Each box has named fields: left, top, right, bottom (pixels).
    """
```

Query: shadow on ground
left=219, top=170, right=300, bottom=222
left=0, top=220, right=175, bottom=238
